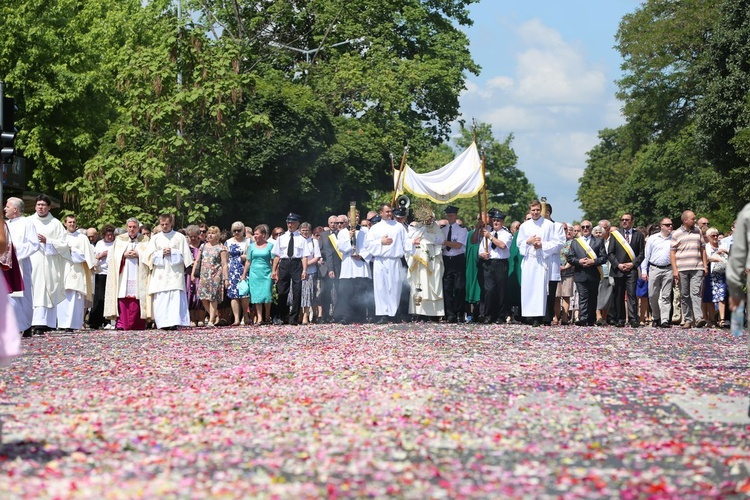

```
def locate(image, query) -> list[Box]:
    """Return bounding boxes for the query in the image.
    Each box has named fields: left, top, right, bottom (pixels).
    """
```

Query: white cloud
left=456, top=18, right=621, bottom=223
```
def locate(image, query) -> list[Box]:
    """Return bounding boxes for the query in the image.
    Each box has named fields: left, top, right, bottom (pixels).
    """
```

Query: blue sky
left=455, top=0, right=642, bottom=224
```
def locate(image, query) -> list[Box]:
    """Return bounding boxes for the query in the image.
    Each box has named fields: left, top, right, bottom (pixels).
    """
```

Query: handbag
left=713, top=258, right=727, bottom=274
left=191, top=245, right=203, bottom=277
left=237, top=277, right=251, bottom=298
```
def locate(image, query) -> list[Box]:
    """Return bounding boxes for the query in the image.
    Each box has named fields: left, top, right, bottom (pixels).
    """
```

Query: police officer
left=442, top=206, right=468, bottom=323
left=271, top=213, right=310, bottom=325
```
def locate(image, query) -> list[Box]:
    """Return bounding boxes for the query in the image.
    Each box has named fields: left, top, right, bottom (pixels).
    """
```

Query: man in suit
left=318, top=215, right=342, bottom=323
left=567, top=220, right=607, bottom=326
left=608, top=213, right=645, bottom=327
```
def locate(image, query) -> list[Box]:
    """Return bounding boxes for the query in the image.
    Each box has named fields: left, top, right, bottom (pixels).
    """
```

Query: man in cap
left=442, top=205, right=468, bottom=323
left=478, top=208, right=513, bottom=323
left=272, top=213, right=310, bottom=325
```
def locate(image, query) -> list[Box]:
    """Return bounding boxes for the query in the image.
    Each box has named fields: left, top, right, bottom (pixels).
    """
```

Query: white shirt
left=479, top=226, right=512, bottom=260
left=642, top=232, right=672, bottom=274
left=442, top=222, right=468, bottom=256
left=272, top=230, right=311, bottom=260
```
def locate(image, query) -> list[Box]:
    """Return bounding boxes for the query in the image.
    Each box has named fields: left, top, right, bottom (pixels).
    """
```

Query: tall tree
left=694, top=0, right=750, bottom=209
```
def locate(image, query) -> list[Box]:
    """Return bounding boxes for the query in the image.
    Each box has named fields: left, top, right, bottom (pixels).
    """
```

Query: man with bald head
left=4, top=197, right=40, bottom=335
left=642, top=217, right=674, bottom=328
left=670, top=210, right=708, bottom=328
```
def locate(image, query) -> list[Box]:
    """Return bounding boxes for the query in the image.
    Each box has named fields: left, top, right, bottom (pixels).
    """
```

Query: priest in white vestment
left=104, top=218, right=151, bottom=330
left=58, top=215, right=97, bottom=330
left=516, top=200, right=565, bottom=325
left=406, top=210, right=445, bottom=318
left=364, top=204, right=414, bottom=322
left=28, top=195, right=71, bottom=333
left=4, top=197, right=40, bottom=334
left=145, top=214, right=194, bottom=329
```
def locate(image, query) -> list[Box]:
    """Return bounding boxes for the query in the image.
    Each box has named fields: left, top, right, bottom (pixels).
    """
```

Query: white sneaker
left=206, top=322, right=215, bottom=327
left=103, top=324, right=115, bottom=330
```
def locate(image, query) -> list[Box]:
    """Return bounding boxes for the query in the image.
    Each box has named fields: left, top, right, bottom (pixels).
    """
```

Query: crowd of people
left=0, top=194, right=747, bottom=338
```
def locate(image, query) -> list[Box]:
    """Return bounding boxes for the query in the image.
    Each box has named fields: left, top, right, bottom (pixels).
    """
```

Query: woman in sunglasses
left=226, top=221, right=251, bottom=326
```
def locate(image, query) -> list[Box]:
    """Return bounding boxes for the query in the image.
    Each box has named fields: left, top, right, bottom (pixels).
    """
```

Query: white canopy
left=393, top=142, right=484, bottom=204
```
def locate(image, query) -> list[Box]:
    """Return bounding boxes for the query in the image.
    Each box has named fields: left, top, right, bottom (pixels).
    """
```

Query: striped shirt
left=671, top=226, right=704, bottom=271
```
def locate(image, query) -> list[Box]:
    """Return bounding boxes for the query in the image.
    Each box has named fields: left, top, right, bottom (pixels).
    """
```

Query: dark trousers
left=277, top=259, right=302, bottom=323
left=320, top=275, right=338, bottom=320
left=88, top=274, right=108, bottom=328
left=479, top=259, right=508, bottom=321
left=611, top=270, right=637, bottom=324
left=443, top=254, right=466, bottom=319
left=575, top=279, right=599, bottom=325
left=336, top=278, right=373, bottom=323
left=545, top=281, right=559, bottom=323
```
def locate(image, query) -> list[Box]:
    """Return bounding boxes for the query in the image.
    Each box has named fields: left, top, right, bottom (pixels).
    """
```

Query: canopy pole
left=391, top=145, right=409, bottom=208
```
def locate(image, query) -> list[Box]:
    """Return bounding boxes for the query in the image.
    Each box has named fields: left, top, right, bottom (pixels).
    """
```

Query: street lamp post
left=269, top=37, right=364, bottom=64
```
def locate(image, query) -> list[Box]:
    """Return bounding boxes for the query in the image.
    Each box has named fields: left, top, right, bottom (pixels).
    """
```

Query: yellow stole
left=576, top=236, right=603, bottom=278
left=610, top=230, right=636, bottom=262
left=328, top=233, right=343, bottom=260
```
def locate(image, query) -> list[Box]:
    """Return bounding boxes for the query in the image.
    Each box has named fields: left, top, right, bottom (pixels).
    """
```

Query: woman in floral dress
left=225, top=221, right=251, bottom=326
left=191, top=226, right=228, bottom=327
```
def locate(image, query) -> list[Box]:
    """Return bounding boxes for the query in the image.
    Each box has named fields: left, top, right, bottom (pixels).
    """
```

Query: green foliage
left=694, top=0, right=750, bottom=209
left=0, top=0, right=146, bottom=193
left=582, top=0, right=741, bottom=232
left=2, top=0, right=481, bottom=229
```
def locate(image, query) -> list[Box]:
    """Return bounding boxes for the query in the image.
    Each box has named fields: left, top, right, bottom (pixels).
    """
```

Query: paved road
left=0, top=324, right=748, bottom=497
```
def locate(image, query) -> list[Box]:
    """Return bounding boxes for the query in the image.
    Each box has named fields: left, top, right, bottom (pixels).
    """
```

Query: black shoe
left=615, top=322, right=625, bottom=328
left=629, top=321, right=640, bottom=328
left=660, top=321, right=671, bottom=329
left=446, top=316, right=457, bottom=324
left=376, top=316, right=388, bottom=324
left=574, top=320, right=588, bottom=327
left=288, top=320, right=299, bottom=326
left=22, top=328, right=33, bottom=338
left=532, top=320, right=541, bottom=327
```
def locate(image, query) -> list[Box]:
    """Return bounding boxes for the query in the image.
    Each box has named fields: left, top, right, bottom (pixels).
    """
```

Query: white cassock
left=6, top=216, right=40, bottom=331
left=516, top=217, right=565, bottom=317
left=146, top=230, right=194, bottom=328
left=407, top=222, right=445, bottom=316
left=364, top=219, right=413, bottom=317
left=28, top=214, right=71, bottom=328
left=58, top=231, right=97, bottom=329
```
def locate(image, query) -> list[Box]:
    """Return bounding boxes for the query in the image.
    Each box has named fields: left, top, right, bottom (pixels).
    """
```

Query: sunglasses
left=662, top=223, right=672, bottom=227
left=273, top=232, right=283, bottom=237
left=580, top=225, right=592, bottom=229
left=232, top=229, right=242, bottom=232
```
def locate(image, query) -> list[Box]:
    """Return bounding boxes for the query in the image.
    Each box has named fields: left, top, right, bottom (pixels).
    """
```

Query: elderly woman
left=225, top=221, right=251, bottom=326
left=242, top=224, right=275, bottom=325
left=298, top=222, right=322, bottom=324
left=185, top=225, right=206, bottom=326
left=706, top=226, right=729, bottom=327
left=191, top=226, right=228, bottom=327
